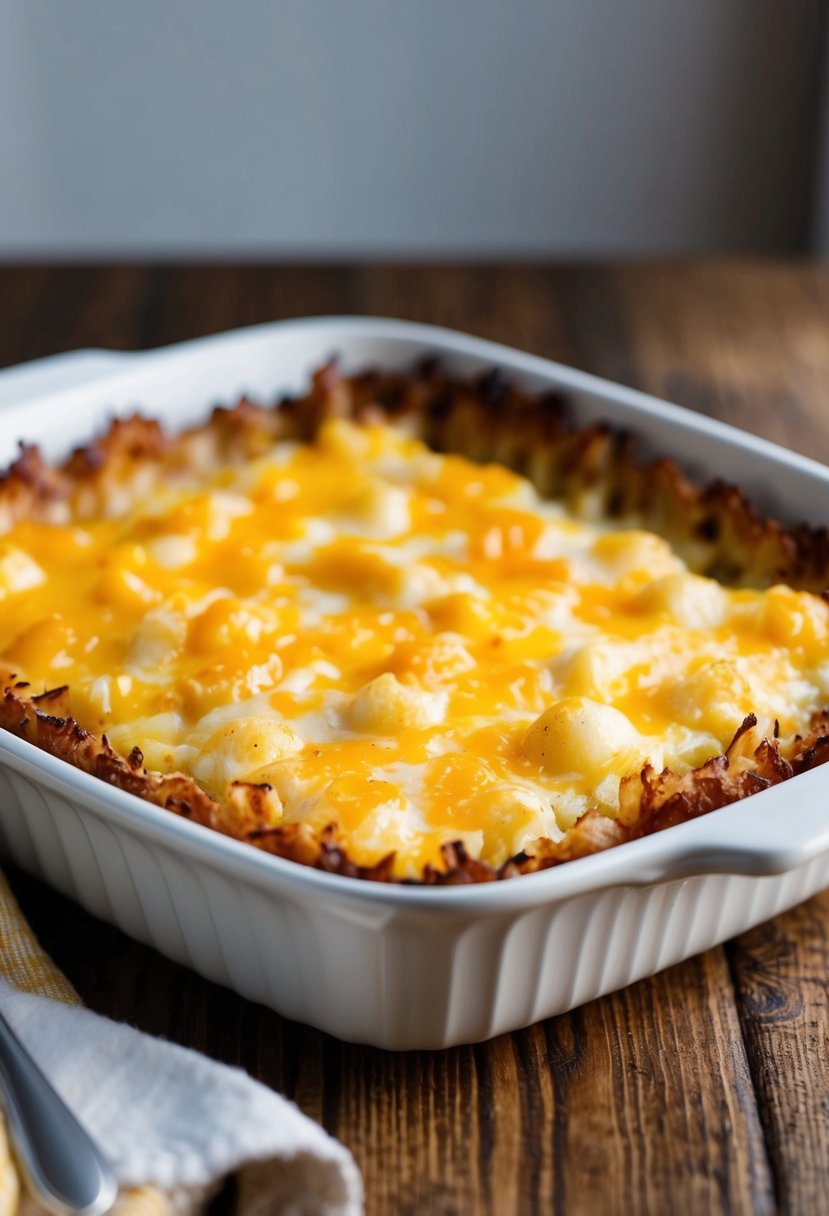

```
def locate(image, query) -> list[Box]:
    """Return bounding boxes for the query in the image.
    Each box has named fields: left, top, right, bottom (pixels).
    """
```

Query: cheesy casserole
left=1, top=360, right=828, bottom=882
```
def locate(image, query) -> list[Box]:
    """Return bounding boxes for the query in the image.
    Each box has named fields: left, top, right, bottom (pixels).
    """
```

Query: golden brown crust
left=3, top=358, right=828, bottom=590
left=2, top=677, right=828, bottom=884
left=0, top=676, right=402, bottom=880
left=1, top=357, right=829, bottom=883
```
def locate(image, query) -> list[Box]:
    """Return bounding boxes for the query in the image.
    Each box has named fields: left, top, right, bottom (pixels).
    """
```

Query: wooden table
left=2, top=263, right=829, bottom=1216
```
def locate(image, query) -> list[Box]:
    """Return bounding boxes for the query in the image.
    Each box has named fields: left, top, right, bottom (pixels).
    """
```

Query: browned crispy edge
left=1, top=358, right=829, bottom=884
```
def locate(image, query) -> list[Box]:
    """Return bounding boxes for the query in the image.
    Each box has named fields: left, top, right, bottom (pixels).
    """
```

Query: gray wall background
left=0, top=1, right=826, bottom=258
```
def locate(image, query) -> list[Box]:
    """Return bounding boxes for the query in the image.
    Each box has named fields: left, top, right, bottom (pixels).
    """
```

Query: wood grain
left=1, top=263, right=829, bottom=1216
left=728, top=893, right=829, bottom=1216
left=7, top=866, right=776, bottom=1216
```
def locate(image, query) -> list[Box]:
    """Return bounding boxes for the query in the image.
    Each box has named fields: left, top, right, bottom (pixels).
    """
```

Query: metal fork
left=0, top=1007, right=117, bottom=1214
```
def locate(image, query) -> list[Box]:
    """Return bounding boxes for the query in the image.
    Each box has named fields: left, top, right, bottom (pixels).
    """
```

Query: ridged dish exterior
left=1, top=319, right=829, bottom=1049
left=1, top=759, right=828, bottom=1050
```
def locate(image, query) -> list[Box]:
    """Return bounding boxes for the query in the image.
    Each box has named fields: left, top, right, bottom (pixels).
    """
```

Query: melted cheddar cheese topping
left=2, top=418, right=828, bottom=875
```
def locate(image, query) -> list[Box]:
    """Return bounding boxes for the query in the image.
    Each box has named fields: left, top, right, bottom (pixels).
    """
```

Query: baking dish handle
left=637, top=767, right=829, bottom=883
left=0, top=349, right=137, bottom=411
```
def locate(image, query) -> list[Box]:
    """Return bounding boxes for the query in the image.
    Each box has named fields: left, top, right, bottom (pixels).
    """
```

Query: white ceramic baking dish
left=1, top=317, right=828, bottom=1051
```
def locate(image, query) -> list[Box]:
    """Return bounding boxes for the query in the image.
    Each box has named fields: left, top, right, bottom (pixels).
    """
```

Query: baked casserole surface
left=1, top=360, right=828, bottom=883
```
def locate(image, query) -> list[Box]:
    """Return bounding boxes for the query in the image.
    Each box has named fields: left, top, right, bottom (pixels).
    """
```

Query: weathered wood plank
left=729, top=893, right=829, bottom=1216
left=610, top=261, right=829, bottom=462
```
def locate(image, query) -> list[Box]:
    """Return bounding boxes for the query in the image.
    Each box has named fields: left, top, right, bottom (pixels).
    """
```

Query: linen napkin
left=0, top=872, right=363, bottom=1216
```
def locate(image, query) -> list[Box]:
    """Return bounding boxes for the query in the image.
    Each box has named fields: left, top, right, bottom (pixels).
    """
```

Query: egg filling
left=2, top=417, right=828, bottom=877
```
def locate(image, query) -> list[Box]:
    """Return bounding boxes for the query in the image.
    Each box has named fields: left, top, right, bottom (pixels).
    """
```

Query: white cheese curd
left=0, top=546, right=46, bottom=597
left=147, top=534, right=199, bottom=569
